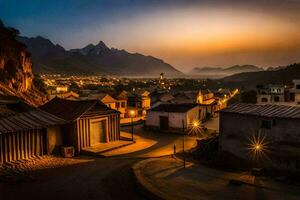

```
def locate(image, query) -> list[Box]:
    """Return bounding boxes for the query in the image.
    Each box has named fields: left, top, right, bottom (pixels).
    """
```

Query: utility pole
left=182, top=119, right=186, bottom=168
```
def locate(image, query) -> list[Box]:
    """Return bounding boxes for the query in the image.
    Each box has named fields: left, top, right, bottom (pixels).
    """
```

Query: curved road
left=1, top=125, right=198, bottom=200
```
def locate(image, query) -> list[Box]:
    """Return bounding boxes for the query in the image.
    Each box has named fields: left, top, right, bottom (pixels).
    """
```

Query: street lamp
left=182, top=119, right=186, bottom=168
left=130, top=110, right=135, bottom=141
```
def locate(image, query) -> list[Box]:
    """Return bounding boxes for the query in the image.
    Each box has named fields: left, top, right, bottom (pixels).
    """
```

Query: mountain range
left=18, top=36, right=183, bottom=77
left=218, top=63, right=300, bottom=89
left=188, top=65, right=262, bottom=78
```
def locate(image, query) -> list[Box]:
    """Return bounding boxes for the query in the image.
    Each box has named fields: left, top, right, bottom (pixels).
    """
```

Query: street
left=0, top=125, right=198, bottom=200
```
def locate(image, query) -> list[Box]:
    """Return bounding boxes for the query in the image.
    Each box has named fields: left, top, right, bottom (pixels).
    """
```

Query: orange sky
left=3, top=0, right=300, bottom=72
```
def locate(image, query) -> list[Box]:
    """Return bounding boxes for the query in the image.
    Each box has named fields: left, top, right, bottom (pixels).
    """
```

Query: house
left=110, top=90, right=128, bottom=118
left=40, top=97, right=120, bottom=154
left=87, top=93, right=117, bottom=109
left=288, top=80, right=300, bottom=103
left=49, top=91, right=79, bottom=100
left=219, top=103, right=300, bottom=170
left=256, top=84, right=286, bottom=104
left=150, top=91, right=175, bottom=108
left=127, top=90, right=151, bottom=116
left=0, top=109, right=66, bottom=164
left=146, top=103, right=201, bottom=133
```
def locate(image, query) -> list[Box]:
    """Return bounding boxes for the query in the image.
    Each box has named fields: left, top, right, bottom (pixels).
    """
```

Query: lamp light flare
left=188, top=119, right=203, bottom=136
left=247, top=131, right=270, bottom=161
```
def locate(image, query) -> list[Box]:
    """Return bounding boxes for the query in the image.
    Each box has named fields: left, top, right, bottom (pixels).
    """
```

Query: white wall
left=146, top=106, right=200, bottom=129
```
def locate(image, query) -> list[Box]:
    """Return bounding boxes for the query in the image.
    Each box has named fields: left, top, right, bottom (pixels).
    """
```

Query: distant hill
left=222, top=63, right=300, bottom=89
left=188, top=65, right=262, bottom=78
left=18, top=36, right=183, bottom=77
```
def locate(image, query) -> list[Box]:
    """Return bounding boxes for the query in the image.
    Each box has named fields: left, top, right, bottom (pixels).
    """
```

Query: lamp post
left=182, top=119, right=200, bottom=169
left=182, top=119, right=186, bottom=168
left=130, top=110, right=135, bottom=141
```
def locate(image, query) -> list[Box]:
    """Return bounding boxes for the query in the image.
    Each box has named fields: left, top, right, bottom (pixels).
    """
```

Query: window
left=261, top=98, right=268, bottom=102
left=297, top=85, right=300, bottom=89
left=121, top=102, right=126, bottom=108
left=261, top=120, right=272, bottom=129
left=116, top=102, right=120, bottom=108
left=274, top=96, right=280, bottom=102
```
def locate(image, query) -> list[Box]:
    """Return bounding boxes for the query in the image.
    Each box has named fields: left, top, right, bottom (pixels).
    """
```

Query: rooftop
left=0, top=109, right=66, bottom=134
left=221, top=103, right=300, bottom=118
left=40, top=97, right=119, bottom=121
left=150, top=103, right=198, bottom=113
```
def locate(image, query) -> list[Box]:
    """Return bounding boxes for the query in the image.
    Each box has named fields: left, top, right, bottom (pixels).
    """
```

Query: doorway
left=90, top=120, right=106, bottom=145
left=159, top=116, right=169, bottom=131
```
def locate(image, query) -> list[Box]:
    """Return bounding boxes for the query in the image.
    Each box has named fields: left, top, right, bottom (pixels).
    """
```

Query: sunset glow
left=2, top=0, right=300, bottom=71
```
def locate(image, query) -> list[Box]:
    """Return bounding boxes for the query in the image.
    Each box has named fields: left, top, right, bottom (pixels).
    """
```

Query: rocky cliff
left=0, top=20, right=46, bottom=106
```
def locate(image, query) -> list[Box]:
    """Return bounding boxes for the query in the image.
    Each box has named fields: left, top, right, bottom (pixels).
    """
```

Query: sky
left=1, top=0, right=300, bottom=72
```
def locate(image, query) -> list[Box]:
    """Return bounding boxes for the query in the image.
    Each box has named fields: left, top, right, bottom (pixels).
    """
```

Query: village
left=1, top=72, right=300, bottom=199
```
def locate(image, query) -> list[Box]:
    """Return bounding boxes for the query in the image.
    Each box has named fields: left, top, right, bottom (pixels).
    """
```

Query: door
left=90, top=120, right=106, bottom=145
left=159, top=116, right=169, bottom=131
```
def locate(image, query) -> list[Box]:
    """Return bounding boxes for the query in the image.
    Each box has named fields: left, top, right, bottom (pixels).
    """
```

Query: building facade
left=40, top=97, right=120, bottom=154
left=219, top=103, right=300, bottom=170
left=146, top=104, right=200, bottom=133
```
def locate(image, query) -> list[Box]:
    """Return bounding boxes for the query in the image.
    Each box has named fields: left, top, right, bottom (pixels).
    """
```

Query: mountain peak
left=95, top=40, right=109, bottom=50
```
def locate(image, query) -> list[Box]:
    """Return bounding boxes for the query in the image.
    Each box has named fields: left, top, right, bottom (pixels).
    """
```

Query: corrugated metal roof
left=220, top=103, right=300, bottom=118
left=40, top=97, right=119, bottom=121
left=0, top=109, right=66, bottom=134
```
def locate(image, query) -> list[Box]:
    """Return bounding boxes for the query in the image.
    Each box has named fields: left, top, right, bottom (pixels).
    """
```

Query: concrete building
left=146, top=103, right=200, bottom=133
left=256, top=84, right=286, bottom=104
left=40, top=97, right=120, bottom=154
left=219, top=103, right=300, bottom=170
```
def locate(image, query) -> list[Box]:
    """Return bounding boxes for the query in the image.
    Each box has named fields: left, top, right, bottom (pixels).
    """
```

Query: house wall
left=219, top=112, right=300, bottom=169
left=47, top=126, right=63, bottom=154
left=75, top=114, right=120, bottom=153
left=257, top=94, right=271, bottom=104
left=116, top=100, right=127, bottom=118
left=146, top=106, right=200, bottom=130
left=0, top=129, right=44, bottom=164
left=142, top=97, right=151, bottom=109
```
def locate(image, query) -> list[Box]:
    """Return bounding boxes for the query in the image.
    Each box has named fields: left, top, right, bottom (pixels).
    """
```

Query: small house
left=40, top=97, right=120, bottom=154
left=87, top=93, right=117, bottom=109
left=146, top=103, right=200, bottom=133
left=111, top=91, right=128, bottom=118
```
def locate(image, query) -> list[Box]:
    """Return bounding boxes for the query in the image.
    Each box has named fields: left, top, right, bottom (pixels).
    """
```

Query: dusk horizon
left=1, top=1, right=300, bottom=200
left=2, top=0, right=300, bottom=72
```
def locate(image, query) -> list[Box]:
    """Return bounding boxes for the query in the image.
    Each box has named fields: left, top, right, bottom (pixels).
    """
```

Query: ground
left=0, top=125, right=198, bottom=200
left=1, top=118, right=299, bottom=200
left=133, top=157, right=300, bottom=200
